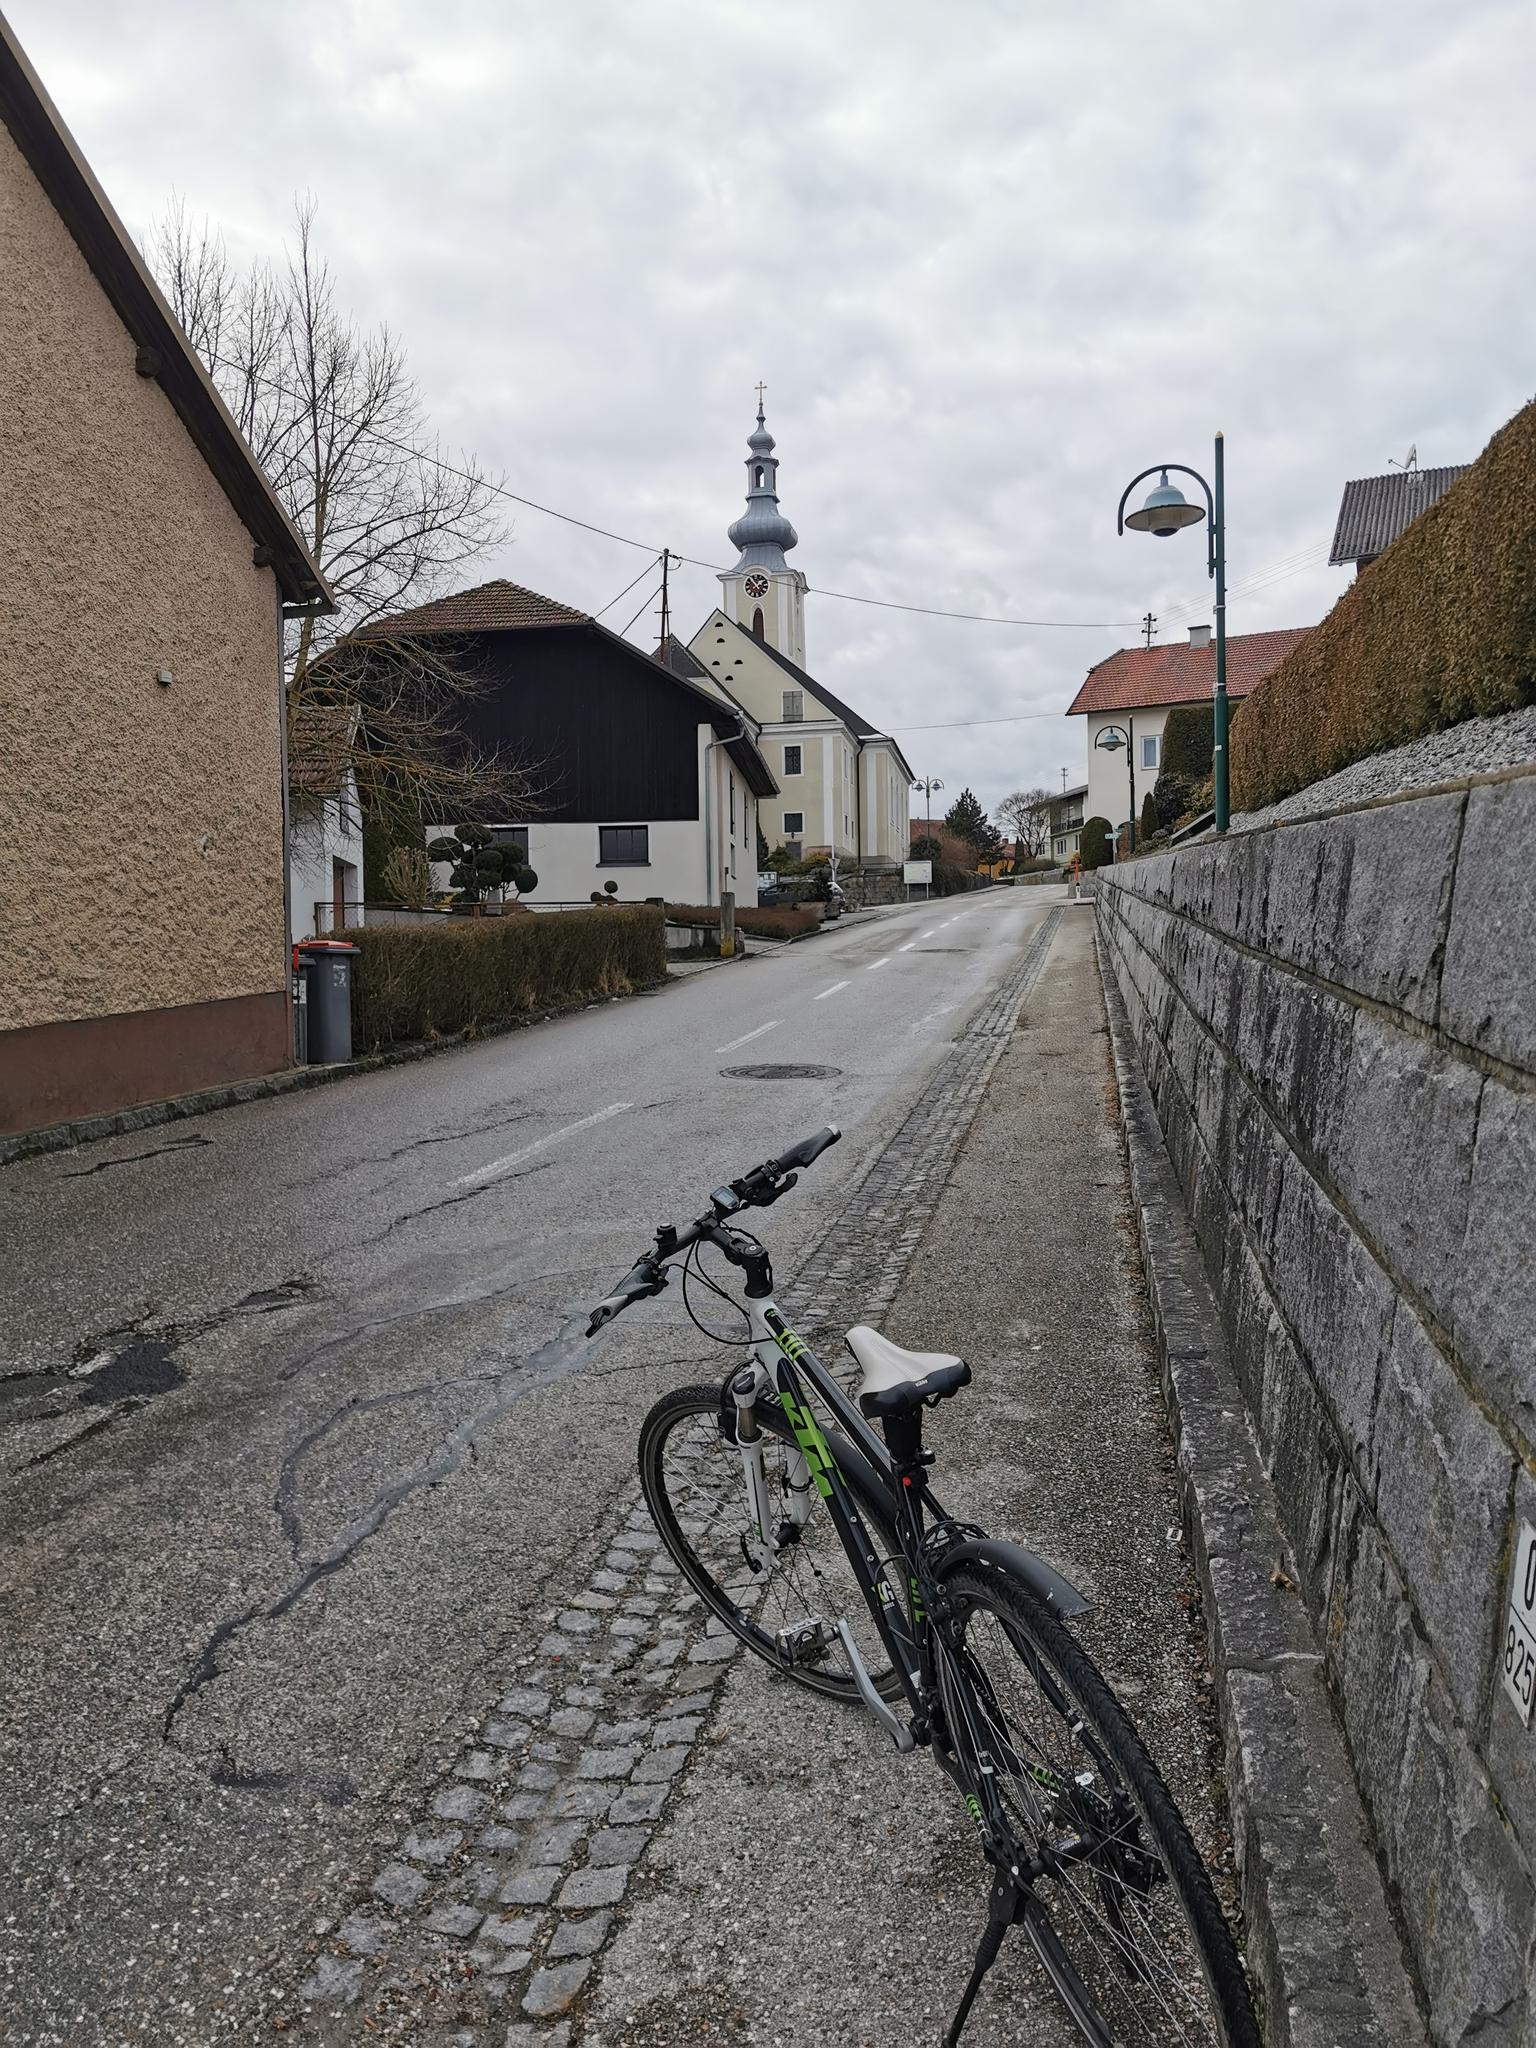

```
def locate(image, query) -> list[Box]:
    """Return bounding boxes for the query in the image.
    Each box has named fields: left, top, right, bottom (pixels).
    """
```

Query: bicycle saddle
left=846, top=1325, right=972, bottom=1418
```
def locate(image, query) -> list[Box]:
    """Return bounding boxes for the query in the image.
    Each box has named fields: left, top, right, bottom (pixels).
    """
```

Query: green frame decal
left=777, top=1385, right=836, bottom=1499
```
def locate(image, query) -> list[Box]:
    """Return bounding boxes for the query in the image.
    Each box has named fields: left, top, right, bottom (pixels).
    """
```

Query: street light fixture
left=912, top=774, right=945, bottom=840
left=1116, top=434, right=1230, bottom=833
left=1094, top=723, right=1137, bottom=853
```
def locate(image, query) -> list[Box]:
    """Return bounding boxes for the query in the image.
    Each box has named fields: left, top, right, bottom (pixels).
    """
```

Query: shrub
left=380, top=844, right=432, bottom=907
left=1080, top=816, right=1113, bottom=869
left=344, top=906, right=666, bottom=1051
left=1231, top=398, right=1536, bottom=811
left=1160, top=704, right=1215, bottom=782
left=666, top=902, right=820, bottom=939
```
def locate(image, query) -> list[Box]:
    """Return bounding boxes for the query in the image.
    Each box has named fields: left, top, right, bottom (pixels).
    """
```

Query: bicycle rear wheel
left=938, top=1563, right=1259, bottom=2047
left=639, top=1382, right=902, bottom=1703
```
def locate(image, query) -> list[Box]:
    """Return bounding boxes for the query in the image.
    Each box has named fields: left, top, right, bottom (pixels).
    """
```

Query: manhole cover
left=719, top=1064, right=843, bottom=1080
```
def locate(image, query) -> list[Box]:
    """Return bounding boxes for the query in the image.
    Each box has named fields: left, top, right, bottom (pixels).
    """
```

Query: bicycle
left=588, top=1125, right=1260, bottom=2046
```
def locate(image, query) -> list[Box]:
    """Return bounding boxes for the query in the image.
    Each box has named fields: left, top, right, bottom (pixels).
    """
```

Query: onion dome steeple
left=726, top=395, right=798, bottom=569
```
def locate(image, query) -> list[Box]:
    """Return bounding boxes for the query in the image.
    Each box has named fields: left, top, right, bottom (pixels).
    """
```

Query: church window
left=782, top=690, right=804, bottom=722
left=754, top=465, right=764, bottom=486
left=752, top=607, right=764, bottom=638
left=783, top=744, right=802, bottom=776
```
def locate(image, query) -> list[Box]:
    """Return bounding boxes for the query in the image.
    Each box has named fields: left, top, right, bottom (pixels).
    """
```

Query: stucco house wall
left=1085, top=706, right=1174, bottom=831
left=0, top=84, right=312, bottom=1132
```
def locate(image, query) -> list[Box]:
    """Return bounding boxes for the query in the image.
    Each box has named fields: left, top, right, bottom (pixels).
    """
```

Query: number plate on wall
left=1501, top=1521, right=1536, bottom=1727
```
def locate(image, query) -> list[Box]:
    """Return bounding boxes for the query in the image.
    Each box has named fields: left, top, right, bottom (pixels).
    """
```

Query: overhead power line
left=205, top=350, right=1142, bottom=633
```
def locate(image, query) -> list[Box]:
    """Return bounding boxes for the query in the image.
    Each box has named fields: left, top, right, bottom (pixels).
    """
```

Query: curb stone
left=283, top=906, right=1063, bottom=2043
left=1095, top=927, right=1428, bottom=2048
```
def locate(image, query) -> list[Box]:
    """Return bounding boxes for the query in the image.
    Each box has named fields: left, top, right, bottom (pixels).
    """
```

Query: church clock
left=743, top=572, right=770, bottom=599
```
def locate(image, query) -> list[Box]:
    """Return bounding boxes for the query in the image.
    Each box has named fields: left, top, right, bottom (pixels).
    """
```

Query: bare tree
left=997, top=787, right=1055, bottom=862
left=147, top=197, right=530, bottom=834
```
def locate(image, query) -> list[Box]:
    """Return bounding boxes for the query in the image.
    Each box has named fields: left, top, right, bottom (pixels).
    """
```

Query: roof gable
left=0, top=17, right=328, bottom=609
left=1067, top=628, right=1313, bottom=716
left=362, top=578, right=588, bottom=636
left=1329, top=467, right=1469, bottom=564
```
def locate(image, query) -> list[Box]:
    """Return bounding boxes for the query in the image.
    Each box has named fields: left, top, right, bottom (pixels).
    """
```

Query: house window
left=490, top=825, right=530, bottom=856
left=782, top=691, right=803, bottom=722
left=783, top=811, right=804, bottom=836
left=598, top=825, right=649, bottom=865
left=1141, top=734, right=1160, bottom=772
left=783, top=744, right=802, bottom=776
left=729, top=777, right=736, bottom=834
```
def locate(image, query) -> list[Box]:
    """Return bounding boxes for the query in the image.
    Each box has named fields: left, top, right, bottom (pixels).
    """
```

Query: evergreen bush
left=345, top=907, right=666, bottom=1050
left=1080, top=816, right=1113, bottom=869
left=1231, top=398, right=1536, bottom=810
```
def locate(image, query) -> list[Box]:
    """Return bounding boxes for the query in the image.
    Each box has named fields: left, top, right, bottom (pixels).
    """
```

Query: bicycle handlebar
left=584, top=1127, right=841, bottom=1337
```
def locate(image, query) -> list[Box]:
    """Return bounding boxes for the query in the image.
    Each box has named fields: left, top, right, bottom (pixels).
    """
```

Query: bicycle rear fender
left=935, top=1536, right=1092, bottom=1621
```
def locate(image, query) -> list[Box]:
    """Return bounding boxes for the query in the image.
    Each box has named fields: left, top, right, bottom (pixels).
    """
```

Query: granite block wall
left=1097, top=767, right=1536, bottom=2045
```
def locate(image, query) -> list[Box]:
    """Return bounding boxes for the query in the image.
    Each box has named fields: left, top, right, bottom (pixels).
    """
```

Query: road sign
left=903, top=859, right=932, bottom=886
left=1501, top=1521, right=1536, bottom=1726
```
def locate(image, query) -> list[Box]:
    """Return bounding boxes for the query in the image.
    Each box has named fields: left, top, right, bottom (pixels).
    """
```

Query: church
left=688, top=398, right=913, bottom=868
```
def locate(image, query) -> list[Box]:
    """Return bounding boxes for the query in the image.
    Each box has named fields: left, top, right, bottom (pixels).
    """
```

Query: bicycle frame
left=728, top=1294, right=1101, bottom=1871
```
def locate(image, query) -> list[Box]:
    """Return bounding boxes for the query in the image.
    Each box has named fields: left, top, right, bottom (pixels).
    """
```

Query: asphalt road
left=0, top=886, right=1061, bottom=2043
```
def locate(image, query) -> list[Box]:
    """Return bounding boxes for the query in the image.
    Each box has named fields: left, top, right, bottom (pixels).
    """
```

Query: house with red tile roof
left=1067, top=624, right=1311, bottom=837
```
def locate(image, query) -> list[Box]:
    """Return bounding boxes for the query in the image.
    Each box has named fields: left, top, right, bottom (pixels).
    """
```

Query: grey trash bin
left=296, top=940, right=359, bottom=1063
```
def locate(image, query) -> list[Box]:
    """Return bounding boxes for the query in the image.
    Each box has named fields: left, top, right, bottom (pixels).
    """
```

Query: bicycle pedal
left=775, top=1618, right=832, bottom=1666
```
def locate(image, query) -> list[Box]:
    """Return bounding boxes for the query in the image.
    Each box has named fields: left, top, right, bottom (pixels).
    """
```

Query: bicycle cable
left=680, top=1239, right=751, bottom=1345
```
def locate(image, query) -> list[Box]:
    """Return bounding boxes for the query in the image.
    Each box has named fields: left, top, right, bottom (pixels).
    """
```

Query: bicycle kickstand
left=943, top=1867, right=1024, bottom=2047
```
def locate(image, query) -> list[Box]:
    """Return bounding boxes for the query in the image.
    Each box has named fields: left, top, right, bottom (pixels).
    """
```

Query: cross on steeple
left=754, top=379, right=767, bottom=419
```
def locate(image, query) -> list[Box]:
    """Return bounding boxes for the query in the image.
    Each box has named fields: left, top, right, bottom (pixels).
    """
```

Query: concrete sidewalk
left=584, top=908, right=1232, bottom=2043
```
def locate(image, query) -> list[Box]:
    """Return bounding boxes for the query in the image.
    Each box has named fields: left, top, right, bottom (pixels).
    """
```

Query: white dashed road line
left=813, top=981, right=850, bottom=1001
left=868, top=956, right=892, bottom=971
left=715, top=1019, right=782, bottom=1054
left=452, top=1102, right=633, bottom=1188
left=897, top=942, right=916, bottom=952
left=921, top=930, right=937, bottom=939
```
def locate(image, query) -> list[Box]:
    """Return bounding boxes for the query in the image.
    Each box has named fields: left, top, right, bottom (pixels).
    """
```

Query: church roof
left=704, top=615, right=914, bottom=780
left=727, top=403, right=798, bottom=566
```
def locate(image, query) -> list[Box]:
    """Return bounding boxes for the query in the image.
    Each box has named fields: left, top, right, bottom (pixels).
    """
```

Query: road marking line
left=813, top=980, right=850, bottom=1001
left=921, top=929, right=937, bottom=939
left=453, top=1102, right=633, bottom=1189
left=898, top=942, right=916, bottom=952
left=715, top=1019, right=781, bottom=1053
left=868, top=956, right=892, bottom=970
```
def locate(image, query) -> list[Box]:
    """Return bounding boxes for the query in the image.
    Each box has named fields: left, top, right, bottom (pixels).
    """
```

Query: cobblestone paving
left=290, top=907, right=1062, bottom=2043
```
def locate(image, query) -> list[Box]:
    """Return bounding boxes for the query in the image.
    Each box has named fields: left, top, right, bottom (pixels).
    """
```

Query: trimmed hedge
left=1161, top=703, right=1215, bottom=781
left=665, top=902, right=821, bottom=939
left=343, top=906, right=666, bottom=1051
left=1231, top=400, right=1536, bottom=811
left=1080, top=816, right=1113, bottom=870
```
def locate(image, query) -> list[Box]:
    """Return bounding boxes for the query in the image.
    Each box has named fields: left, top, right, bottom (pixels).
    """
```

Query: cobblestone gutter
left=284, top=913, right=1062, bottom=2041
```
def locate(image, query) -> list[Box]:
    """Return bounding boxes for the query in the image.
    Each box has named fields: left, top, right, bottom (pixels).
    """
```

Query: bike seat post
left=881, top=1405, right=929, bottom=1481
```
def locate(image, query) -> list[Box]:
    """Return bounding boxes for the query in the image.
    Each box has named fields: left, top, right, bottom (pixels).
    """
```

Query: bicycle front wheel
left=639, top=1381, right=902, bottom=1704
left=938, top=1564, right=1259, bottom=2047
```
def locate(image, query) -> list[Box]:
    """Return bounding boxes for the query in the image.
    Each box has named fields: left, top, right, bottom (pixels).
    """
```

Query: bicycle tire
left=639, top=1381, right=903, bottom=1704
left=938, top=1562, right=1259, bottom=2047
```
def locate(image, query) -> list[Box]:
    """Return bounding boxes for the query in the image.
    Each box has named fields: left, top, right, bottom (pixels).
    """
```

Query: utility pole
left=1143, top=611, right=1157, bottom=647
left=656, top=549, right=678, bottom=654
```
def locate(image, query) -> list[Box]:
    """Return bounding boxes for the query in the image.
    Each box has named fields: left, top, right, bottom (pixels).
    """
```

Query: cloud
left=13, top=0, right=1536, bottom=814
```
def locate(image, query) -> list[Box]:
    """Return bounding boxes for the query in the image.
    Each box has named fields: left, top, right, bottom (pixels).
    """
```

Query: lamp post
left=912, top=775, right=945, bottom=841
left=1094, top=722, right=1137, bottom=853
left=1116, top=434, right=1229, bottom=833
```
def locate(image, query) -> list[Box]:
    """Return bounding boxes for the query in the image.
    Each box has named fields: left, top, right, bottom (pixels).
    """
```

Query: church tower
left=719, top=391, right=808, bottom=667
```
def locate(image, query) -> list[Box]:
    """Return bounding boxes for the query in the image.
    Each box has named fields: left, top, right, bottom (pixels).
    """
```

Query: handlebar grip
left=771, top=1126, right=841, bottom=1175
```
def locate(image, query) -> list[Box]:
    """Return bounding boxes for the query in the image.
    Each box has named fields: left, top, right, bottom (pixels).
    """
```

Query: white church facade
left=688, top=400, right=912, bottom=866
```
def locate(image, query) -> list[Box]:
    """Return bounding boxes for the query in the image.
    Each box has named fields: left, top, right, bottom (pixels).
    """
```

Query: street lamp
left=1116, top=435, right=1230, bottom=833
left=1094, top=723, right=1137, bottom=854
left=912, top=775, right=945, bottom=840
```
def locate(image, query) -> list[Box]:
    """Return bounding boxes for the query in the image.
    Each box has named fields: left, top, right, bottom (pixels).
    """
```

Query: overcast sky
left=15, top=0, right=1536, bottom=815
